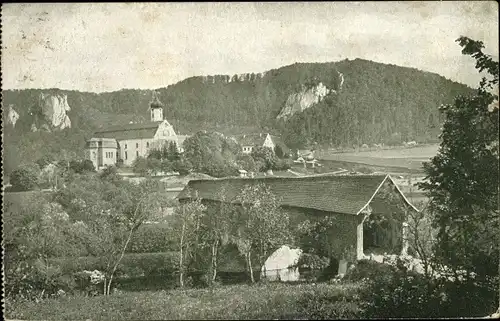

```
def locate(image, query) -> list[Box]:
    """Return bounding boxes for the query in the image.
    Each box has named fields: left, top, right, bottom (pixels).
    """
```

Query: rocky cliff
left=31, top=93, right=72, bottom=131
left=6, top=104, right=20, bottom=127
left=277, top=82, right=332, bottom=120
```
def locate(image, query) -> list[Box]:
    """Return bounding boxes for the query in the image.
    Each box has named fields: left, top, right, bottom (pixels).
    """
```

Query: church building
left=85, top=91, right=185, bottom=170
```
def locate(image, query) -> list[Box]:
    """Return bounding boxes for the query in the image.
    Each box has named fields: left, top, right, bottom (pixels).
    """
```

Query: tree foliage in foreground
left=418, top=36, right=499, bottom=279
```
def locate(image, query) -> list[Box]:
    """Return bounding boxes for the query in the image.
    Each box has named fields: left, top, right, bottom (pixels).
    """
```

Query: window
left=146, top=142, right=150, bottom=148
left=136, top=151, right=139, bottom=157
left=125, top=144, right=128, bottom=149
left=125, top=151, right=128, bottom=160
left=136, top=143, right=139, bottom=148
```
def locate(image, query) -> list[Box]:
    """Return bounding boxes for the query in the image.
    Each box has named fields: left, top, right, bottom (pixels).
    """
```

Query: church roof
left=93, top=121, right=163, bottom=140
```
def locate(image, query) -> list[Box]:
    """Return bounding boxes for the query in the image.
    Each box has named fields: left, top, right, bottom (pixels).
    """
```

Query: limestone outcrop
left=277, top=82, right=331, bottom=120
left=6, top=104, right=20, bottom=127
left=32, top=93, right=72, bottom=131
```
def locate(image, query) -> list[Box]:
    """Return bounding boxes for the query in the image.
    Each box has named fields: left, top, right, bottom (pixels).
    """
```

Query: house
left=177, top=174, right=418, bottom=268
left=238, top=133, right=275, bottom=154
left=85, top=92, right=184, bottom=169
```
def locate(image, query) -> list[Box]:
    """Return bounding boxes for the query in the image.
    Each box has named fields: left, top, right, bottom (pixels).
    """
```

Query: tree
left=147, top=158, right=162, bottom=176
left=274, top=144, right=285, bottom=159
left=10, top=163, right=41, bottom=191
left=132, top=156, right=149, bottom=177
left=172, top=158, right=193, bottom=176
left=167, top=141, right=181, bottom=161
left=236, top=154, right=257, bottom=173
left=4, top=193, right=87, bottom=299
left=183, top=131, right=241, bottom=177
left=251, top=146, right=277, bottom=172
left=81, top=159, right=96, bottom=172
left=54, top=175, right=170, bottom=295
left=232, top=183, right=291, bottom=283
left=418, top=36, right=499, bottom=311
left=68, top=159, right=95, bottom=174
left=201, top=184, right=233, bottom=284
left=173, top=191, right=206, bottom=287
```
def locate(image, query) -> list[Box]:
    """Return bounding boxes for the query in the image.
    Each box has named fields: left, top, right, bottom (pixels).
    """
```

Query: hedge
left=127, top=223, right=178, bottom=253
left=49, top=252, right=179, bottom=278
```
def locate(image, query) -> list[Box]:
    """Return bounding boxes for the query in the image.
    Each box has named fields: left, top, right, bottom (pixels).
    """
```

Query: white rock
left=261, top=245, right=302, bottom=282
left=38, top=93, right=72, bottom=130
left=277, top=83, right=330, bottom=119
left=6, top=104, right=20, bottom=127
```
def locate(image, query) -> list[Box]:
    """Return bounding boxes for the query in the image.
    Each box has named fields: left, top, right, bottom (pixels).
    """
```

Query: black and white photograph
left=1, top=2, right=499, bottom=319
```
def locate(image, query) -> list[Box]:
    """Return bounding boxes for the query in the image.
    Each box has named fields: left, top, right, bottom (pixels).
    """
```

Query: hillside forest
left=2, top=58, right=472, bottom=175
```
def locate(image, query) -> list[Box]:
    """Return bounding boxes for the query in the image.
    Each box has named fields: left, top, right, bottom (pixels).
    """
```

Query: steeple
left=149, top=90, right=164, bottom=122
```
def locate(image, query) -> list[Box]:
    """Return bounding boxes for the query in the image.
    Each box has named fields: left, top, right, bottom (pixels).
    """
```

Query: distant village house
left=238, top=133, right=275, bottom=154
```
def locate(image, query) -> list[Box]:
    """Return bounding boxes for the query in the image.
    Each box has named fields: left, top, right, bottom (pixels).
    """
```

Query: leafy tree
left=251, top=146, right=277, bottom=172
left=10, top=163, right=41, bottom=191
left=53, top=175, right=170, bottom=295
left=173, top=191, right=207, bottom=287
left=167, top=141, right=181, bottom=161
left=183, top=131, right=241, bottom=177
left=36, top=155, right=56, bottom=169
left=147, top=158, right=162, bottom=176
left=161, top=159, right=173, bottom=174
left=147, top=148, right=163, bottom=161
left=236, top=154, right=257, bottom=173
left=172, top=159, right=193, bottom=176
left=4, top=193, right=87, bottom=299
left=132, top=156, right=149, bottom=177
left=418, top=36, right=499, bottom=309
left=68, top=159, right=95, bottom=174
left=201, top=184, right=233, bottom=284
left=99, top=165, right=121, bottom=183
left=232, top=183, right=291, bottom=283
left=274, top=144, right=285, bottom=158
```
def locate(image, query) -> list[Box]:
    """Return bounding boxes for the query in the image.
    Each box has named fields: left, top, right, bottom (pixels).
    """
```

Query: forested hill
left=2, top=58, right=472, bottom=173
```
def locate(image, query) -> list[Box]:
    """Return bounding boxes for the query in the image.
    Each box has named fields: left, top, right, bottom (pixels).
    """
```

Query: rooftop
left=237, top=133, right=269, bottom=147
left=93, top=121, right=165, bottom=140
left=178, top=174, right=415, bottom=215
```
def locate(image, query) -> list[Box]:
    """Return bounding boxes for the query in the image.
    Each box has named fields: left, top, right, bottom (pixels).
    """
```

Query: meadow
left=5, top=282, right=364, bottom=320
left=316, top=144, right=438, bottom=173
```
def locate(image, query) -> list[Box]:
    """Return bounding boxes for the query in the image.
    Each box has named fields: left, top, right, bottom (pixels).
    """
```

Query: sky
left=2, top=2, right=498, bottom=93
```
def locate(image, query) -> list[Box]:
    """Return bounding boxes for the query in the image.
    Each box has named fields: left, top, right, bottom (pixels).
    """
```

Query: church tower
left=149, top=90, right=164, bottom=122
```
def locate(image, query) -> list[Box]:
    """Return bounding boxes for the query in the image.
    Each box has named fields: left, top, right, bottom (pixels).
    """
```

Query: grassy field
left=316, top=144, right=438, bottom=172
left=5, top=282, right=364, bottom=320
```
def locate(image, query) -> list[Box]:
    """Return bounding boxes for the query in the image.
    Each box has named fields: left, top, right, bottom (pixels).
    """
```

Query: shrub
left=49, top=252, right=180, bottom=279
left=343, top=259, right=393, bottom=282
left=272, top=158, right=293, bottom=171
left=296, top=285, right=364, bottom=319
left=128, top=224, right=177, bottom=253
left=10, top=164, right=41, bottom=191
left=355, top=258, right=498, bottom=318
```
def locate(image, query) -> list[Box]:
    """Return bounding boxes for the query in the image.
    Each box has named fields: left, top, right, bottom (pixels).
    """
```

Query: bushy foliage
left=183, top=131, right=240, bottom=177
left=355, top=258, right=498, bottom=318
left=343, top=259, right=393, bottom=283
left=10, top=163, right=41, bottom=191
left=69, top=159, right=95, bottom=174
left=418, top=37, right=499, bottom=285
left=296, top=284, right=364, bottom=319
left=128, top=224, right=178, bottom=253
